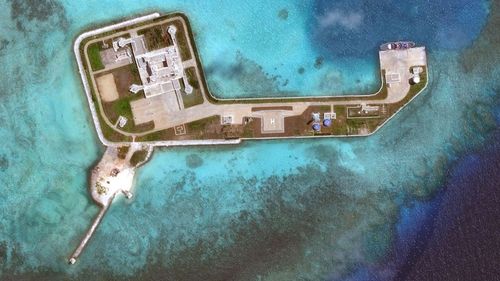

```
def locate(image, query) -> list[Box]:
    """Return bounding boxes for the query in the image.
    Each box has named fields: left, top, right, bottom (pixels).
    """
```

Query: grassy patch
left=137, top=19, right=192, bottom=60
left=346, top=118, right=383, bottom=133
left=334, top=105, right=347, bottom=117
left=185, top=116, right=222, bottom=139
left=124, top=121, right=155, bottom=134
left=181, top=67, right=204, bottom=108
left=171, top=20, right=192, bottom=61
left=137, top=25, right=170, bottom=51
left=117, top=146, right=129, bottom=159
left=187, top=116, right=219, bottom=131
left=112, top=99, right=132, bottom=120
left=129, top=63, right=141, bottom=84
left=242, top=123, right=256, bottom=138
left=102, top=95, right=155, bottom=133
left=185, top=67, right=199, bottom=89
left=80, top=57, right=131, bottom=142
left=331, top=105, right=348, bottom=135
left=182, top=90, right=204, bottom=108
left=97, top=111, right=132, bottom=142
left=331, top=122, right=348, bottom=135
left=87, top=43, right=104, bottom=71
left=130, top=150, right=148, bottom=166
left=102, top=98, right=133, bottom=124
left=135, top=128, right=175, bottom=142
left=317, top=105, right=331, bottom=112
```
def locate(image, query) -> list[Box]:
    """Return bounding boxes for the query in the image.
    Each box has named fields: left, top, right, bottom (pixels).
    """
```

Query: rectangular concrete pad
left=96, top=74, right=119, bottom=102
left=130, top=95, right=167, bottom=125
left=100, top=47, right=132, bottom=69
left=256, top=111, right=286, bottom=134
left=131, top=92, right=182, bottom=125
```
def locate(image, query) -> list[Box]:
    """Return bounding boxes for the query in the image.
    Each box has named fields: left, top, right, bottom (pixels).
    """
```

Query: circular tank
left=323, top=119, right=332, bottom=127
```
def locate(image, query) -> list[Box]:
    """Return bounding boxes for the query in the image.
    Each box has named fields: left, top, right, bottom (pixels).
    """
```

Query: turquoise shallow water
left=0, top=0, right=498, bottom=280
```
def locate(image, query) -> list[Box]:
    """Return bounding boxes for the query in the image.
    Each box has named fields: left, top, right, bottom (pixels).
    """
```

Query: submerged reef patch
left=185, top=154, right=203, bottom=169
left=0, top=39, right=9, bottom=53
left=278, top=8, right=289, bottom=20
left=0, top=155, right=8, bottom=171
left=204, top=52, right=287, bottom=98
left=9, top=0, right=68, bottom=32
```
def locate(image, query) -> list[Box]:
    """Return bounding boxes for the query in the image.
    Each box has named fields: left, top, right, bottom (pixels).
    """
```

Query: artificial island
left=68, top=12, right=428, bottom=264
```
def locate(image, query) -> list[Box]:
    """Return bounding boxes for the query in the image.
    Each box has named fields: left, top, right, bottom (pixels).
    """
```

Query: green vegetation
left=187, top=116, right=219, bottom=131
left=334, top=105, right=346, bottom=118
left=181, top=67, right=204, bottom=108
left=102, top=97, right=132, bottom=124
left=185, top=67, right=199, bottom=89
left=102, top=96, right=155, bottom=134
left=130, top=150, right=148, bottom=166
left=97, top=108, right=133, bottom=142
left=112, top=99, right=132, bottom=120
left=129, top=64, right=142, bottom=84
left=125, top=121, right=155, bottom=134
left=135, top=116, right=221, bottom=142
left=346, top=118, right=383, bottom=133
left=117, top=146, right=129, bottom=159
left=242, top=124, right=255, bottom=138
left=171, top=20, right=192, bottom=60
left=82, top=13, right=392, bottom=106
left=135, top=129, right=173, bottom=142
left=79, top=49, right=131, bottom=142
left=138, top=25, right=169, bottom=51
left=317, top=105, right=331, bottom=112
left=331, top=106, right=347, bottom=135
left=136, top=18, right=192, bottom=59
left=96, top=182, right=108, bottom=195
left=331, top=122, right=348, bottom=135
left=182, top=90, right=204, bottom=108
left=87, top=43, right=104, bottom=71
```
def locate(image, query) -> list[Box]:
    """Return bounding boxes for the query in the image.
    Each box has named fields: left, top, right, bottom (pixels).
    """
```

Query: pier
left=68, top=144, right=152, bottom=264
left=69, top=204, right=110, bottom=264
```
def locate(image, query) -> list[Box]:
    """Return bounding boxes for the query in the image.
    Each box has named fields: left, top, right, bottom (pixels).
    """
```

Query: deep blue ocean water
left=0, top=0, right=498, bottom=280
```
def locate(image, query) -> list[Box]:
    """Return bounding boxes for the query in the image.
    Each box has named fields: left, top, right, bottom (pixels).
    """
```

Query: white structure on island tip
left=122, top=190, right=133, bottom=199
